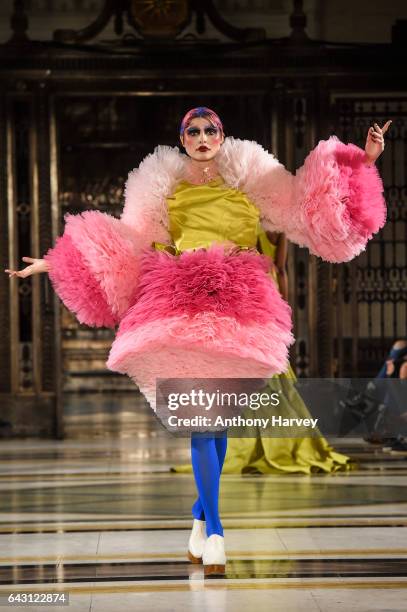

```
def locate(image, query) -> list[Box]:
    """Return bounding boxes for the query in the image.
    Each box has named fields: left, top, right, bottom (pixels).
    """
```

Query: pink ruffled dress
left=44, top=137, right=386, bottom=413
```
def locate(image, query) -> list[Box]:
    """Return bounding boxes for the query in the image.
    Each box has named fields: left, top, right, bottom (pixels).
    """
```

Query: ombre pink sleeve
left=260, top=136, right=386, bottom=263
left=291, top=136, right=386, bottom=262
left=253, top=136, right=386, bottom=263
left=44, top=211, right=143, bottom=328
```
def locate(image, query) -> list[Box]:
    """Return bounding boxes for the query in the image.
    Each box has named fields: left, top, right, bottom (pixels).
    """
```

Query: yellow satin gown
left=164, top=177, right=354, bottom=474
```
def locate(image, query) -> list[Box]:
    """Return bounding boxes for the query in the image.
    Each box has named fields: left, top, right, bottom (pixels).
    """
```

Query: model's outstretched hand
left=5, top=257, right=49, bottom=278
left=365, top=120, right=392, bottom=164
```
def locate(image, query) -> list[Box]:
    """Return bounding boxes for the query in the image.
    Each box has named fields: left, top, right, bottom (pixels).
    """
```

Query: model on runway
left=6, top=107, right=390, bottom=575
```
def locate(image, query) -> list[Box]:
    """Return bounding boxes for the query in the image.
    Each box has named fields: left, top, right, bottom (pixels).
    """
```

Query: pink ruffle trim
left=44, top=233, right=117, bottom=328
left=118, top=245, right=291, bottom=334
left=294, top=137, right=386, bottom=263
left=107, top=312, right=294, bottom=410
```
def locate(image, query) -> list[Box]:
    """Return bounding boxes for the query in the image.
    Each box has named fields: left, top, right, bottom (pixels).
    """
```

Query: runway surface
left=0, top=393, right=406, bottom=611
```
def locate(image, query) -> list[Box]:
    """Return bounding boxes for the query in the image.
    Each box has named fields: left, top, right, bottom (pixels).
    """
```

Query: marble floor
left=1, top=393, right=407, bottom=611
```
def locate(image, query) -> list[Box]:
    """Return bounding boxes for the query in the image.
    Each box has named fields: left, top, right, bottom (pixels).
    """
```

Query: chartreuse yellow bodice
left=158, top=175, right=278, bottom=280
left=165, top=177, right=262, bottom=252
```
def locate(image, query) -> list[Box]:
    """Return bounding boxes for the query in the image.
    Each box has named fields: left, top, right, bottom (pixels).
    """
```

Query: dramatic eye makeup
left=186, top=126, right=218, bottom=136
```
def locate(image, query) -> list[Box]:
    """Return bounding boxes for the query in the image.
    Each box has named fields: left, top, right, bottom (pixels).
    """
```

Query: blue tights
left=191, top=431, right=228, bottom=537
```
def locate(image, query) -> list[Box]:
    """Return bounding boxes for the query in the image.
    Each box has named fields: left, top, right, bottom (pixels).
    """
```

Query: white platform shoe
left=187, top=519, right=207, bottom=564
left=202, top=534, right=226, bottom=575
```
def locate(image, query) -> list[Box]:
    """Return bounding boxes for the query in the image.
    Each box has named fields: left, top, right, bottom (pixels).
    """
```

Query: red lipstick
left=197, top=146, right=209, bottom=151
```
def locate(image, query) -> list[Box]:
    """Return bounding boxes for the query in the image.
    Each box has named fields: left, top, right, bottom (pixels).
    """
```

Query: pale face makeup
left=180, top=117, right=224, bottom=164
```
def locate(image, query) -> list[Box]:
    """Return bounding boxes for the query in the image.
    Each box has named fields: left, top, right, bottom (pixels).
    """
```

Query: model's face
left=180, top=117, right=224, bottom=161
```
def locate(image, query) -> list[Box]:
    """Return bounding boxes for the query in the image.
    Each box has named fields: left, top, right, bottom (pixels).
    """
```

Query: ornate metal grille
left=13, top=99, right=34, bottom=391
left=333, top=97, right=407, bottom=376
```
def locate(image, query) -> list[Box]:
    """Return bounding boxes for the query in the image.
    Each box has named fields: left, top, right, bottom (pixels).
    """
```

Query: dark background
left=0, top=0, right=406, bottom=436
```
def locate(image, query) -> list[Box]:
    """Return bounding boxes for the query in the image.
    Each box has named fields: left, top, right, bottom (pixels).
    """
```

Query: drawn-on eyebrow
left=187, top=125, right=217, bottom=132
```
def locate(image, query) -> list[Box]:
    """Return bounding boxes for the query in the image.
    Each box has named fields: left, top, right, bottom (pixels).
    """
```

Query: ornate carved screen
left=332, top=96, right=407, bottom=376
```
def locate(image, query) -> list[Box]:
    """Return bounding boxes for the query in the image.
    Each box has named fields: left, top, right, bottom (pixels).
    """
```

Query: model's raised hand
left=4, top=257, right=50, bottom=278
left=365, top=120, right=392, bottom=164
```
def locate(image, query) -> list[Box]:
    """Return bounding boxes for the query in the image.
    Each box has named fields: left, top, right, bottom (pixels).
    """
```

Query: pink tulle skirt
left=106, top=244, right=294, bottom=411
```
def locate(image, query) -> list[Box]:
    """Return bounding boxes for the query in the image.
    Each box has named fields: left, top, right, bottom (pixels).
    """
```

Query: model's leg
left=215, top=430, right=228, bottom=473
left=191, top=434, right=223, bottom=537
left=191, top=498, right=205, bottom=521
left=191, top=430, right=228, bottom=521
left=191, top=433, right=226, bottom=574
